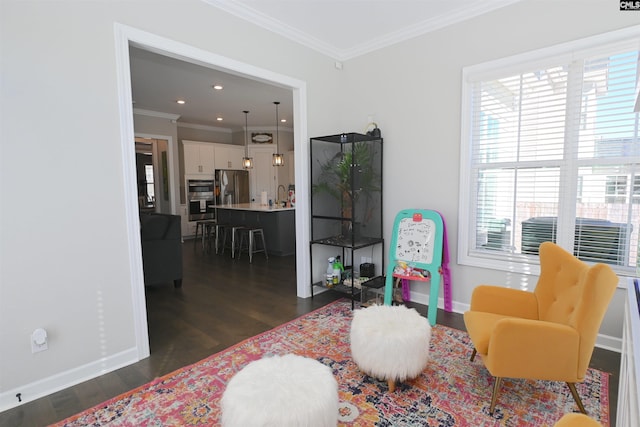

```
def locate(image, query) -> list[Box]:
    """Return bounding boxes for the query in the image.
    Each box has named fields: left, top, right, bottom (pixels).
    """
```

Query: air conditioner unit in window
left=483, top=218, right=512, bottom=251
left=521, top=216, right=632, bottom=266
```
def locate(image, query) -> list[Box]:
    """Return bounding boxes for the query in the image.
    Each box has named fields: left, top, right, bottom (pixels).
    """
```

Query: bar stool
left=194, top=219, right=217, bottom=253
left=220, top=225, right=246, bottom=258
left=214, top=223, right=230, bottom=254
left=237, top=227, right=268, bottom=263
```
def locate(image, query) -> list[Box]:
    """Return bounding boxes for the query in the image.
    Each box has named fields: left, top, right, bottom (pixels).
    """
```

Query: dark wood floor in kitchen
left=1, top=240, right=621, bottom=426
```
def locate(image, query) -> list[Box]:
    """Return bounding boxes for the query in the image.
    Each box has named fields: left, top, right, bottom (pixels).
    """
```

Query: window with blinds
left=459, top=31, right=640, bottom=275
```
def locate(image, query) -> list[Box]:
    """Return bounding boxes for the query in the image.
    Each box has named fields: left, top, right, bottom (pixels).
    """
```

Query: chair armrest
left=484, top=317, right=580, bottom=381
left=469, top=285, right=538, bottom=319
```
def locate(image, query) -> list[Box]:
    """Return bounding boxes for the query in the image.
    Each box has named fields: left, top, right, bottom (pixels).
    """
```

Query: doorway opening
left=135, top=137, right=172, bottom=215
left=115, top=24, right=310, bottom=361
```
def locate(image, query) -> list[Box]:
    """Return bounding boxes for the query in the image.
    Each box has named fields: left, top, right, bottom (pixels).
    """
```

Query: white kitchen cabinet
left=185, top=221, right=198, bottom=238
left=214, top=145, right=244, bottom=170
left=179, top=205, right=191, bottom=239
left=179, top=205, right=199, bottom=238
left=183, top=140, right=215, bottom=176
left=248, top=145, right=277, bottom=202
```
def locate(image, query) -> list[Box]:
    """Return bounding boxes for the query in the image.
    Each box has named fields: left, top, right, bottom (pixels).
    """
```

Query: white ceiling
left=130, top=47, right=295, bottom=132
left=206, top=0, right=521, bottom=60
left=131, top=0, right=520, bottom=131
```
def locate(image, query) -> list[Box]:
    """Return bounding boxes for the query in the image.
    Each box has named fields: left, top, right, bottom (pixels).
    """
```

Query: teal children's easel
left=384, top=209, right=447, bottom=326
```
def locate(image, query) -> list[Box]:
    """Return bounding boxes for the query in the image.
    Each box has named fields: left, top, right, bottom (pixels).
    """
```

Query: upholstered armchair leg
left=566, top=382, right=587, bottom=414
left=470, top=348, right=477, bottom=362
left=489, top=377, right=502, bottom=415
left=387, top=379, right=396, bottom=393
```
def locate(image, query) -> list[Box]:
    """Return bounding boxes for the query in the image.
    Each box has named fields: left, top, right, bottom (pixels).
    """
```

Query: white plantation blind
left=460, top=34, right=640, bottom=274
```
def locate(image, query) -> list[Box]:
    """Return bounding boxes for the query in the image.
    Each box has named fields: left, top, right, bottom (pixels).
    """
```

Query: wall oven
left=187, top=179, right=215, bottom=221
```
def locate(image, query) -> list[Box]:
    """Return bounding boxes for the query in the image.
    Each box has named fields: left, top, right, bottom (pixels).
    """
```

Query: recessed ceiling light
left=280, top=118, right=287, bottom=123
left=216, top=117, right=223, bottom=121
left=176, top=99, right=186, bottom=104
left=212, top=85, right=223, bottom=90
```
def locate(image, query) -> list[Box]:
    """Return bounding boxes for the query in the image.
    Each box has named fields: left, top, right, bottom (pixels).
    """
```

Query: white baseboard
left=408, top=291, right=622, bottom=353
left=0, top=347, right=140, bottom=412
left=594, top=334, right=623, bottom=353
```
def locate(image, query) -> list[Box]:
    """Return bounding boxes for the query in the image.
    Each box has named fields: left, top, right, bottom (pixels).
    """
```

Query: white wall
left=177, top=125, right=233, bottom=145
left=2, top=0, right=640, bottom=411
left=337, top=1, right=640, bottom=342
left=0, top=0, right=340, bottom=410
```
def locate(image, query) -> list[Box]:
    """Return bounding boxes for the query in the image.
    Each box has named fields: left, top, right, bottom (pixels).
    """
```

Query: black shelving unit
left=309, top=132, right=383, bottom=308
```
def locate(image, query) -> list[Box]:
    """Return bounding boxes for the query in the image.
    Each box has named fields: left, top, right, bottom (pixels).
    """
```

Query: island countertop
left=211, top=203, right=295, bottom=212
left=214, top=204, right=296, bottom=256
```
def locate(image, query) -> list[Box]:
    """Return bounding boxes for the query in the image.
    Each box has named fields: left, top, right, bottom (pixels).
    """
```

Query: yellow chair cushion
left=465, top=311, right=580, bottom=380
left=554, top=413, right=602, bottom=426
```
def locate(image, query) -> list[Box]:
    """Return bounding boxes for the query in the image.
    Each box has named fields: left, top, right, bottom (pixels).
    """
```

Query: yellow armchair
left=554, top=413, right=602, bottom=426
left=463, top=242, right=618, bottom=415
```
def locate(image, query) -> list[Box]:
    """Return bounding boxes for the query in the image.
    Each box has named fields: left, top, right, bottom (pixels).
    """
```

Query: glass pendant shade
left=272, top=153, right=284, bottom=166
left=273, top=101, right=284, bottom=167
left=242, top=110, right=253, bottom=169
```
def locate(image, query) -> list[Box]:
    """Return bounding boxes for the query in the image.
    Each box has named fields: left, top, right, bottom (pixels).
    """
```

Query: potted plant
left=312, top=141, right=381, bottom=240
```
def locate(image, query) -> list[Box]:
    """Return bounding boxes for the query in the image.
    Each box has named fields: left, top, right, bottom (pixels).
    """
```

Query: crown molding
left=245, top=125, right=293, bottom=134
left=203, top=0, right=339, bottom=59
left=177, top=122, right=233, bottom=133
left=203, top=0, right=522, bottom=61
left=341, top=0, right=523, bottom=60
left=133, top=108, right=181, bottom=120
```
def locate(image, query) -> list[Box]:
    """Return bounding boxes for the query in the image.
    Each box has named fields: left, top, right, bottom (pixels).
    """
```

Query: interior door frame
left=114, top=24, right=310, bottom=360
left=135, top=133, right=177, bottom=215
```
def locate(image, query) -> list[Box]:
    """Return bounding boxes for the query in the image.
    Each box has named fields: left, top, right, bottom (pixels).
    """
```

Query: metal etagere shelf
left=309, top=132, right=383, bottom=308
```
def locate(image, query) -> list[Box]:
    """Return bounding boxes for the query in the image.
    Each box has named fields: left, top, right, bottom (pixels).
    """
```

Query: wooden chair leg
left=489, top=377, right=502, bottom=415
left=470, top=348, right=477, bottom=362
left=567, top=382, right=587, bottom=414
left=387, top=379, right=396, bottom=393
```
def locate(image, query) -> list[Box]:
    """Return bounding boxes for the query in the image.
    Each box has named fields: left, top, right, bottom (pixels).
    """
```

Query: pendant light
left=272, top=101, right=284, bottom=167
left=242, top=110, right=253, bottom=169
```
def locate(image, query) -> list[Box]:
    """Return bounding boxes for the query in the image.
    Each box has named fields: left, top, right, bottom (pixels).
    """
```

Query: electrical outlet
left=31, top=328, right=48, bottom=353
left=32, top=341, right=48, bottom=353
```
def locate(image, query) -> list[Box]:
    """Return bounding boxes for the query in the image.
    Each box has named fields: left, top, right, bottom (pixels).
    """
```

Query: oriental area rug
left=50, top=300, right=609, bottom=427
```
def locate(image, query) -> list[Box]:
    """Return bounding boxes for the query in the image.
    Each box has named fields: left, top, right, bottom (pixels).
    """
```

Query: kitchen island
left=215, top=203, right=296, bottom=256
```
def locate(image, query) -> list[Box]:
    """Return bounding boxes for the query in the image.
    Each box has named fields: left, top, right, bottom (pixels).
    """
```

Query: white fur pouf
left=220, top=354, right=339, bottom=427
left=350, top=304, right=431, bottom=392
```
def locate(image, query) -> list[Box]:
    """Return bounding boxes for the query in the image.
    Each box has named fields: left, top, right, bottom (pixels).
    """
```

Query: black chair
left=140, top=213, right=183, bottom=288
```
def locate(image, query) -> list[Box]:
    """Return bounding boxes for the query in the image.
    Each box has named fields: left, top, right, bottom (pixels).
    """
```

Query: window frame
left=458, top=25, right=640, bottom=278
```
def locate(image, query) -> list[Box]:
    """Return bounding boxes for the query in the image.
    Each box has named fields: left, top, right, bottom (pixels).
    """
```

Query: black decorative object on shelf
left=365, top=122, right=381, bottom=138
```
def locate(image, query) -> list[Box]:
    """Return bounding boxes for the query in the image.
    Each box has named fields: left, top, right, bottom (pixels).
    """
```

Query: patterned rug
left=50, top=300, right=609, bottom=426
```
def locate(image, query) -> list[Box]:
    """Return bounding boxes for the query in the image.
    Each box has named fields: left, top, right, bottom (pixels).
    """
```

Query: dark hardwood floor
left=1, top=240, right=621, bottom=426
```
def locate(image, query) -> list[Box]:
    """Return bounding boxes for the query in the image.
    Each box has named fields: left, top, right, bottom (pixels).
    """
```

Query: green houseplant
left=312, top=141, right=381, bottom=239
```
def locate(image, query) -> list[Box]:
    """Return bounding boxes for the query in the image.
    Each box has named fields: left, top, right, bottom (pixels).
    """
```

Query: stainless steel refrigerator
left=215, top=169, right=250, bottom=205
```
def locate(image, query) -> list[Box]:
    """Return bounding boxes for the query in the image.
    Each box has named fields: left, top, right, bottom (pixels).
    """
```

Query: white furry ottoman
left=350, top=304, right=431, bottom=392
left=221, top=353, right=339, bottom=427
